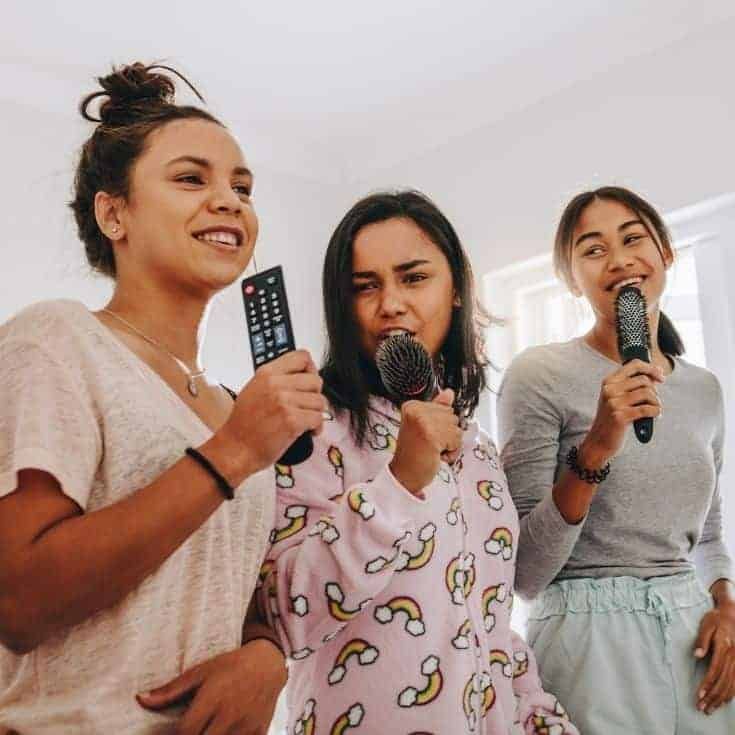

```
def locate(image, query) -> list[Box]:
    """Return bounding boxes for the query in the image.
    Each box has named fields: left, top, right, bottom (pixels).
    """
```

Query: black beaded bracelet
left=565, top=445, right=611, bottom=485
left=185, top=447, right=235, bottom=500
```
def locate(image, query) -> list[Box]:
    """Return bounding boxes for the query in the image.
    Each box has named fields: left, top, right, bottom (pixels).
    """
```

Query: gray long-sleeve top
left=497, top=337, right=733, bottom=600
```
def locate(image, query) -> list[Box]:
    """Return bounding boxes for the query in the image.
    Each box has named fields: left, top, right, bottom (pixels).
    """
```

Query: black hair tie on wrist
left=565, top=445, right=610, bottom=485
left=185, top=447, right=235, bottom=500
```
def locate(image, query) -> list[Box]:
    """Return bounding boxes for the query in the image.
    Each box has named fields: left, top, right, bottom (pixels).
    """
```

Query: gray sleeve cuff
left=695, top=540, right=735, bottom=592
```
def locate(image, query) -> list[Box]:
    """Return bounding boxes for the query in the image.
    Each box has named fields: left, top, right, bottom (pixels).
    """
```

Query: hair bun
left=80, top=63, right=179, bottom=125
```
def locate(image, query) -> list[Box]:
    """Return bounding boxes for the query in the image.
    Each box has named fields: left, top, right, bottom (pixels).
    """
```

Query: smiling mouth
left=607, top=276, right=646, bottom=292
left=193, top=230, right=243, bottom=249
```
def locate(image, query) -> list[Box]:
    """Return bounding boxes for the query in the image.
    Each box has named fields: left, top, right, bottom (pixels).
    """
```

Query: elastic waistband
left=529, top=573, right=710, bottom=619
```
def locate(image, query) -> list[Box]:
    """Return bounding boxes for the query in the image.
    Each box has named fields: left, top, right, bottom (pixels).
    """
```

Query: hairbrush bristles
left=615, top=286, right=651, bottom=361
left=375, top=333, right=437, bottom=402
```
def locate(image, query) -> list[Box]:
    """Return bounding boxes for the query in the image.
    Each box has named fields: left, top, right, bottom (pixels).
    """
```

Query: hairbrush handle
left=634, top=417, right=653, bottom=443
left=278, top=432, right=314, bottom=465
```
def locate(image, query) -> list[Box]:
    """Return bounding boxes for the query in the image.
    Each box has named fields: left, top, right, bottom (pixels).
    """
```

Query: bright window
left=487, top=244, right=706, bottom=377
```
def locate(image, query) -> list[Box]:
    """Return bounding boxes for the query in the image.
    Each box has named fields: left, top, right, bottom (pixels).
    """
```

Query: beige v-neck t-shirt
left=0, top=299, right=275, bottom=734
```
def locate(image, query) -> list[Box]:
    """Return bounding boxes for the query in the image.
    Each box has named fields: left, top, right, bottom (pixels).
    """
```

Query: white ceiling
left=3, top=0, right=735, bottom=182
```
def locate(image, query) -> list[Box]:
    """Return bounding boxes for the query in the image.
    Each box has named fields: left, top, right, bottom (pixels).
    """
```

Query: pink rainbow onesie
left=258, top=397, right=579, bottom=735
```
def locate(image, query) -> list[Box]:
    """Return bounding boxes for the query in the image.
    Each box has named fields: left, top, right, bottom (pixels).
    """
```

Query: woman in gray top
left=497, top=186, right=735, bottom=734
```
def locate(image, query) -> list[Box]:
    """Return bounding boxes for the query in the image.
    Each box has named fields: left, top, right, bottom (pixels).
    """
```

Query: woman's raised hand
left=217, top=350, right=327, bottom=480
left=389, top=388, right=462, bottom=496
left=581, top=360, right=665, bottom=464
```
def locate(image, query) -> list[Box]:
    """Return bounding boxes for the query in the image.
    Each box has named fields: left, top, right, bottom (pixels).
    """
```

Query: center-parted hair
left=320, top=190, right=492, bottom=444
left=553, top=185, right=684, bottom=357
left=69, top=62, right=223, bottom=278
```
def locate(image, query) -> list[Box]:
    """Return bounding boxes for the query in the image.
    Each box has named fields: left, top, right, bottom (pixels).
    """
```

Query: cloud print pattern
left=259, top=397, right=578, bottom=735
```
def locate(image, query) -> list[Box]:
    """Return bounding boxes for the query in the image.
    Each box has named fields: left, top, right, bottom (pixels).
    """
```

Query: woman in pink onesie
left=259, top=191, right=578, bottom=735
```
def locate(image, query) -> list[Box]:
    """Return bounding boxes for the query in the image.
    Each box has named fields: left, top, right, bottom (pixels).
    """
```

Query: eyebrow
left=352, top=259, right=431, bottom=279
left=166, top=155, right=253, bottom=178
left=574, top=219, right=644, bottom=248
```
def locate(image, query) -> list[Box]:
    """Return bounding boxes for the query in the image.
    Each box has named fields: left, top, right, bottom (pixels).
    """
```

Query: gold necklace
left=101, top=308, right=206, bottom=397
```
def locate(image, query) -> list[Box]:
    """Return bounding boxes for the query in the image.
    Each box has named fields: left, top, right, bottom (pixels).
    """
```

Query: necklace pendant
left=188, top=377, right=199, bottom=397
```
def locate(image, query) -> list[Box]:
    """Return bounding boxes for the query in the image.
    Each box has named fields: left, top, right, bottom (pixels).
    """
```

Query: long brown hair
left=321, top=190, right=492, bottom=444
left=553, top=186, right=684, bottom=356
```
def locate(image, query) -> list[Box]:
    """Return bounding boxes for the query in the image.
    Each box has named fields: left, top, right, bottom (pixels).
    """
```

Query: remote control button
left=267, top=351, right=275, bottom=359
left=273, top=315, right=283, bottom=323
left=271, top=292, right=278, bottom=300
left=244, top=284, right=255, bottom=295
left=274, top=324, right=288, bottom=346
left=251, top=324, right=261, bottom=333
left=264, top=320, right=271, bottom=327
left=266, top=276, right=277, bottom=284
left=266, top=340, right=275, bottom=349
left=255, top=355, right=266, bottom=365
left=258, top=289, right=266, bottom=296
left=264, top=329, right=272, bottom=337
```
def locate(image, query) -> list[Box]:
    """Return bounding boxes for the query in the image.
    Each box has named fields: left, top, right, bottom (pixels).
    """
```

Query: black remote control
left=241, top=266, right=314, bottom=465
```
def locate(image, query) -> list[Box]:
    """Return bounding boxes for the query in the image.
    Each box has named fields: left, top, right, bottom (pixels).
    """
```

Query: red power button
left=244, top=284, right=255, bottom=295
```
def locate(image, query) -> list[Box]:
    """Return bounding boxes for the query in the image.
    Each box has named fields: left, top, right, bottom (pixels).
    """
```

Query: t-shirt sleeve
left=0, top=337, right=102, bottom=509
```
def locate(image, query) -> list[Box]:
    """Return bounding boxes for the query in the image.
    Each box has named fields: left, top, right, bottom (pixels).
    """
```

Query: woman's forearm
left=514, top=442, right=612, bottom=599
left=515, top=495, right=583, bottom=600
left=0, top=431, right=254, bottom=652
left=552, top=440, right=610, bottom=524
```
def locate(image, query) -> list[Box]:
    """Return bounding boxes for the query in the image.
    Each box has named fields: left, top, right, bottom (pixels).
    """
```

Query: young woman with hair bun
left=0, top=62, right=325, bottom=734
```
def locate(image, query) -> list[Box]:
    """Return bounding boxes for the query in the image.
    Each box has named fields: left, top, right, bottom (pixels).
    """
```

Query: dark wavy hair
left=69, top=62, right=223, bottom=278
left=321, top=190, right=492, bottom=444
left=553, top=186, right=684, bottom=356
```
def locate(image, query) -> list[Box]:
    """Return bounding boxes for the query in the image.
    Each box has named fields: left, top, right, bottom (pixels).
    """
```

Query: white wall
left=0, top=99, right=352, bottom=389
left=353, top=18, right=735, bottom=278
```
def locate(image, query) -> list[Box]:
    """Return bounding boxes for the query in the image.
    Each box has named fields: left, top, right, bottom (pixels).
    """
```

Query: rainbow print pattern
left=258, top=402, right=578, bottom=734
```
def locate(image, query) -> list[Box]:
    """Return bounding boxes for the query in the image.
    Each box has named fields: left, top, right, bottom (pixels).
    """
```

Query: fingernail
left=698, top=701, right=705, bottom=711
left=699, top=688, right=707, bottom=699
left=694, top=648, right=704, bottom=658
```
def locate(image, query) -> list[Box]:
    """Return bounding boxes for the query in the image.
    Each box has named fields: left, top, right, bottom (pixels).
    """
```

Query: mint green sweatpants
left=527, top=573, right=735, bottom=734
